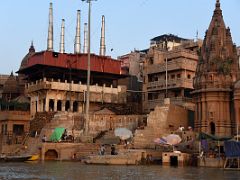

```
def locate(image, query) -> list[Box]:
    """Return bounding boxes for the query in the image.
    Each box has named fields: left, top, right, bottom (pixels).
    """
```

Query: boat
left=27, top=154, right=39, bottom=161
left=84, top=149, right=146, bottom=165
left=0, top=155, right=32, bottom=162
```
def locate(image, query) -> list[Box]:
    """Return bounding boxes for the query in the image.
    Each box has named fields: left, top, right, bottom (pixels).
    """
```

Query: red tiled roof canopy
left=22, top=51, right=123, bottom=75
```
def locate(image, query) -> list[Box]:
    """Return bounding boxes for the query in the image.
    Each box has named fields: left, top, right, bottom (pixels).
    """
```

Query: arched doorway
left=73, top=101, right=78, bottom=112
left=49, top=99, right=54, bottom=112
left=210, top=122, right=215, bottom=135
left=57, top=100, right=62, bottom=111
left=65, top=101, right=70, bottom=112
left=45, top=149, right=58, bottom=160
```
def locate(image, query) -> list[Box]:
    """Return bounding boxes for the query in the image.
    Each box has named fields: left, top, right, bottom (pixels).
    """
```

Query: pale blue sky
left=0, top=0, right=239, bottom=74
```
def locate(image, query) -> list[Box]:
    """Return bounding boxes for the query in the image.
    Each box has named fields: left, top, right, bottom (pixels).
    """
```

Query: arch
left=49, top=99, right=54, bottom=112
left=210, top=122, right=216, bottom=135
left=65, top=101, right=70, bottom=112
left=73, top=101, right=78, bottom=112
left=45, top=149, right=58, bottom=160
left=57, top=100, right=62, bottom=111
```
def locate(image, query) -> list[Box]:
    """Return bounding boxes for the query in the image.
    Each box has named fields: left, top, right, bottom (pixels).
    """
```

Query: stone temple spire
left=213, top=0, right=222, bottom=17
left=192, top=0, right=239, bottom=137
left=194, top=0, right=238, bottom=82
left=216, top=0, right=220, bottom=8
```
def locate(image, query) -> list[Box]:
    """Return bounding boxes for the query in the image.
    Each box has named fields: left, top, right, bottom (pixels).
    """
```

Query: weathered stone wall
left=30, top=112, right=56, bottom=135
left=88, top=114, right=144, bottom=135
left=134, top=102, right=189, bottom=149
left=0, top=111, right=30, bottom=134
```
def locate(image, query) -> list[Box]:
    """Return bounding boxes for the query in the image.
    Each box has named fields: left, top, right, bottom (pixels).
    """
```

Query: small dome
left=19, top=42, right=35, bottom=70
left=2, top=72, right=19, bottom=94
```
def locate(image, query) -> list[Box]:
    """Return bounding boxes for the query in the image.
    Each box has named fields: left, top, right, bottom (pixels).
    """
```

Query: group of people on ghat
left=99, top=144, right=117, bottom=155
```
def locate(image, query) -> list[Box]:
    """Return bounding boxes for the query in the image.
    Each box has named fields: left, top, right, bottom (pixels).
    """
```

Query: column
left=39, top=100, right=42, bottom=112
left=70, top=100, right=74, bottom=112
left=62, top=100, right=66, bottom=112
left=78, top=102, right=83, bottom=113
left=45, top=98, right=49, bottom=112
left=31, top=100, right=35, bottom=116
left=54, top=99, right=57, bottom=112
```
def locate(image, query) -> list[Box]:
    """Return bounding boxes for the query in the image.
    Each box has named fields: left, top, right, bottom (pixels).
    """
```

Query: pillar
left=31, top=100, right=35, bottom=115
left=54, top=99, right=57, bottom=112
left=38, top=100, right=42, bottom=112
left=62, top=100, right=66, bottom=112
left=45, top=98, right=49, bottom=112
left=70, top=100, right=74, bottom=112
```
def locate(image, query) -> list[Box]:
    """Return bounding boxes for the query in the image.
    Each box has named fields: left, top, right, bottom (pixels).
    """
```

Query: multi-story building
left=143, top=34, right=202, bottom=113
left=16, top=3, right=128, bottom=118
left=118, top=50, right=146, bottom=82
left=118, top=50, right=147, bottom=114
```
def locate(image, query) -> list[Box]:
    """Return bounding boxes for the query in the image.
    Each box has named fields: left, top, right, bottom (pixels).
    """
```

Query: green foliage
left=217, top=58, right=233, bottom=75
left=212, top=58, right=233, bottom=75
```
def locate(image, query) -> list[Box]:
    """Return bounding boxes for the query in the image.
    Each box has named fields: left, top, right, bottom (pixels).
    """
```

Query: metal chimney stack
left=83, top=23, right=88, bottom=53
left=74, top=10, right=81, bottom=54
left=59, top=19, right=65, bottom=53
left=47, top=2, right=54, bottom=51
left=99, top=15, right=106, bottom=56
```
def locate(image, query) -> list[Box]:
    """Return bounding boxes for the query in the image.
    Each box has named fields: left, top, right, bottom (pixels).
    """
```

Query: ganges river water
left=0, top=162, right=240, bottom=180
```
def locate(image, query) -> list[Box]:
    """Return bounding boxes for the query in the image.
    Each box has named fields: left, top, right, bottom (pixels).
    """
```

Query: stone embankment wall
left=30, top=112, right=56, bottom=135
left=134, top=103, right=189, bottom=149
left=88, top=114, right=144, bottom=136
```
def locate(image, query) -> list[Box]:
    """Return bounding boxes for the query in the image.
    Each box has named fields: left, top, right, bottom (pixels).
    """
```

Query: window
left=171, top=74, right=175, bottom=79
left=177, top=74, right=181, bottom=78
left=187, top=74, right=191, bottom=79
left=148, top=93, right=153, bottom=100
left=149, top=57, right=154, bottom=64
left=13, top=124, right=24, bottom=135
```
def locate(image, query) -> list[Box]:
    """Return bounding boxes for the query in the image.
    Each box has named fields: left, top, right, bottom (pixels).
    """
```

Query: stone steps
left=133, top=105, right=170, bottom=149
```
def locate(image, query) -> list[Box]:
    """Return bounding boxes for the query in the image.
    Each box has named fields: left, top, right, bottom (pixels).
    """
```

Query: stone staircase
left=18, top=112, right=81, bottom=156
left=133, top=105, right=170, bottom=149
left=30, top=112, right=56, bottom=135
left=94, top=130, right=120, bottom=145
left=40, top=112, right=78, bottom=141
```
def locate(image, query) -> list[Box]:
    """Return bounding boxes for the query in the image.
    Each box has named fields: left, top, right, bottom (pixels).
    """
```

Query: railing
left=147, top=58, right=197, bottom=74
left=26, top=78, right=126, bottom=95
left=147, top=78, right=193, bottom=90
left=0, top=111, right=30, bottom=121
left=0, top=131, right=29, bottom=145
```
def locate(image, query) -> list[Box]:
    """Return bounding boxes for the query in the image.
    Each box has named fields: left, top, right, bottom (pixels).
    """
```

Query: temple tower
left=192, top=0, right=239, bottom=136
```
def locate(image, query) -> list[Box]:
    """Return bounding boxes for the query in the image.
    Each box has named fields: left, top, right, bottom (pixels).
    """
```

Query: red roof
left=25, top=51, right=123, bottom=75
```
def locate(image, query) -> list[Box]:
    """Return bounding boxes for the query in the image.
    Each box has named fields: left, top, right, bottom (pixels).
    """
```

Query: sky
left=0, top=0, right=240, bottom=74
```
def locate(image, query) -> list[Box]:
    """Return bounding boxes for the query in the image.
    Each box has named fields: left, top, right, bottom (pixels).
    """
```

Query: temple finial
left=216, top=0, right=220, bottom=8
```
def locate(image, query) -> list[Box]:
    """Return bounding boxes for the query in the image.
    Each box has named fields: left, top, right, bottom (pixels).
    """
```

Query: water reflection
left=0, top=162, right=239, bottom=180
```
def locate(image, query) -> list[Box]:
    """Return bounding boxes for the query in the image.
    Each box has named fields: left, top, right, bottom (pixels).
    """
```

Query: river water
left=0, top=162, right=239, bottom=180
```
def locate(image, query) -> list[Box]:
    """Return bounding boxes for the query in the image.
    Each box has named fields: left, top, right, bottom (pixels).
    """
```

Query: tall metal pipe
left=99, top=15, right=106, bottom=56
left=47, top=2, right=54, bottom=51
left=59, top=19, right=65, bottom=53
left=83, top=23, right=88, bottom=53
left=74, top=10, right=81, bottom=54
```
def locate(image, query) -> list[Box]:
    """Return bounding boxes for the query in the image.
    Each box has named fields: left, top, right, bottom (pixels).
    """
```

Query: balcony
left=147, top=58, right=197, bottom=74
left=25, top=78, right=127, bottom=104
left=147, top=78, right=193, bottom=90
